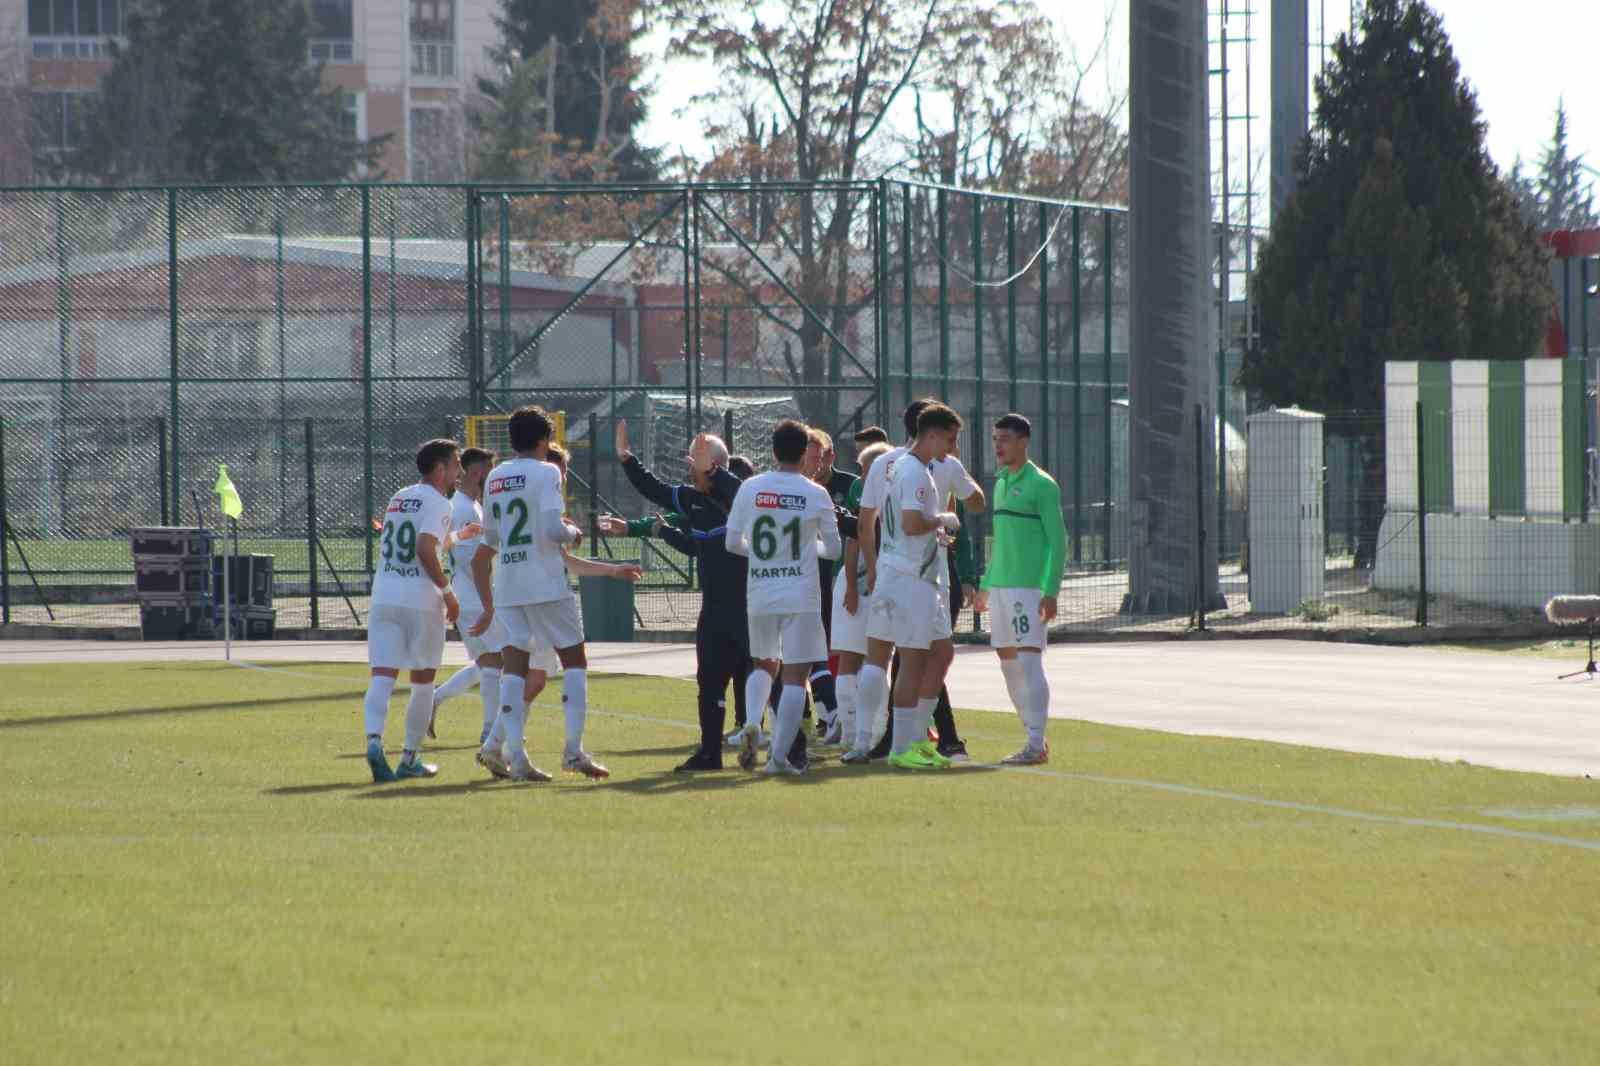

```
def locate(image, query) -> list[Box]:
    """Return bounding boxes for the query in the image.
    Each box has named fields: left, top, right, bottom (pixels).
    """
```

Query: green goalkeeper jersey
left=980, top=460, right=1066, bottom=597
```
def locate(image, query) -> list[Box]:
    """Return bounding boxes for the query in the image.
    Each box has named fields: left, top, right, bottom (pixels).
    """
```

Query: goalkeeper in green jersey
left=973, top=413, right=1066, bottom=765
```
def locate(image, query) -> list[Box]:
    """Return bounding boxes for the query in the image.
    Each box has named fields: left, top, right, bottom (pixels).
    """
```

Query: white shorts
left=500, top=595, right=585, bottom=656
left=830, top=570, right=870, bottom=655
left=987, top=587, right=1046, bottom=650
left=867, top=569, right=952, bottom=651
left=458, top=600, right=513, bottom=662
left=749, top=611, right=829, bottom=664
left=368, top=603, right=446, bottom=671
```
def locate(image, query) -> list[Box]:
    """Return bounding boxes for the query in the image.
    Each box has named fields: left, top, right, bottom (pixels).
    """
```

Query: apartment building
left=0, top=0, right=500, bottom=182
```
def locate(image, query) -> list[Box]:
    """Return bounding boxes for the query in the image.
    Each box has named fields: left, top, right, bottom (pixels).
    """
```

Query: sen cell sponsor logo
left=488, top=474, right=526, bottom=494
left=387, top=498, right=422, bottom=513
left=755, top=492, right=807, bottom=510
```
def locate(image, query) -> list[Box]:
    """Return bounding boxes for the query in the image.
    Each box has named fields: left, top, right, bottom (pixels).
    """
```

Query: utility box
left=1247, top=407, right=1326, bottom=614
left=579, top=574, right=634, bottom=642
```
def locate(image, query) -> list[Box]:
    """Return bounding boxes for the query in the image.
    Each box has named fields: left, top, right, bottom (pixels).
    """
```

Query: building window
left=409, top=107, right=461, bottom=181
left=181, top=322, right=263, bottom=378
left=28, top=0, right=124, bottom=55
left=308, top=0, right=354, bottom=63
left=30, top=91, right=90, bottom=156
left=410, top=0, right=456, bottom=78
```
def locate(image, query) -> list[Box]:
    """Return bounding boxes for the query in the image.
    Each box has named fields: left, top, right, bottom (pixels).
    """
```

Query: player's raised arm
left=816, top=499, right=841, bottom=560
left=537, top=465, right=580, bottom=545
left=724, top=483, right=753, bottom=557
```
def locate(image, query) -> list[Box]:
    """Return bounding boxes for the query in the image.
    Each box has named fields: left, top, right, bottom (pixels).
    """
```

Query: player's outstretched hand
left=458, top=521, right=482, bottom=541
left=566, top=522, right=584, bottom=549
left=597, top=514, right=628, bottom=537
left=972, top=588, right=989, bottom=615
left=612, top=563, right=644, bottom=582
left=443, top=588, right=460, bottom=624
left=468, top=605, right=494, bottom=636
left=615, top=419, right=631, bottom=461
left=1040, top=595, right=1057, bottom=623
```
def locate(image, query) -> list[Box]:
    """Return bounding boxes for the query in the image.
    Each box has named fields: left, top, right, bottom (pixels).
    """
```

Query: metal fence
left=0, top=179, right=1591, bottom=638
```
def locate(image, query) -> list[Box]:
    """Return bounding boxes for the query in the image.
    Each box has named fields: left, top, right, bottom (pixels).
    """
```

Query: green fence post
left=465, top=190, right=480, bottom=411
left=1038, top=202, right=1050, bottom=495
left=1006, top=201, right=1018, bottom=413
left=971, top=197, right=987, bottom=585
left=167, top=188, right=181, bottom=515
left=498, top=194, right=511, bottom=406
left=681, top=191, right=693, bottom=448
left=901, top=183, right=913, bottom=410
left=276, top=189, right=289, bottom=527
left=54, top=195, right=68, bottom=406
left=589, top=412, right=600, bottom=551
left=1102, top=210, right=1113, bottom=567
left=361, top=184, right=374, bottom=577
left=691, top=188, right=704, bottom=434
left=875, top=180, right=889, bottom=427
left=306, top=419, right=319, bottom=631
left=1, top=416, right=9, bottom=626
left=937, top=187, right=949, bottom=401
left=157, top=416, right=169, bottom=526
left=1071, top=206, right=1083, bottom=564
left=1416, top=401, right=1427, bottom=627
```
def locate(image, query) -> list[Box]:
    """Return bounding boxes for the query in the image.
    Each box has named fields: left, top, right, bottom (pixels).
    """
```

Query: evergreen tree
left=1529, top=101, right=1598, bottom=231
left=1241, top=0, right=1550, bottom=415
left=474, top=0, right=659, bottom=182
left=75, top=0, right=384, bottom=183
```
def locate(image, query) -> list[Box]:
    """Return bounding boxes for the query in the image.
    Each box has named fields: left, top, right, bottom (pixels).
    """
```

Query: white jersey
left=877, top=452, right=943, bottom=583
left=859, top=446, right=978, bottom=586
left=727, top=470, right=840, bottom=616
left=447, top=490, right=486, bottom=607
left=481, top=456, right=572, bottom=606
left=370, top=482, right=453, bottom=611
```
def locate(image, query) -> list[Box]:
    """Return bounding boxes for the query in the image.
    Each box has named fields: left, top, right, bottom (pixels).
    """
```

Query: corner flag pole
left=215, top=464, right=244, bottom=661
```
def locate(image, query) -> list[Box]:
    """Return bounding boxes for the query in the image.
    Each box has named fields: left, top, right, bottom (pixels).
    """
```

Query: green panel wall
left=1418, top=361, right=1454, bottom=513
left=1487, top=361, right=1524, bottom=516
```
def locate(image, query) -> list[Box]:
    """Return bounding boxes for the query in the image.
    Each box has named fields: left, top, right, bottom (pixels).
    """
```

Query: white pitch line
left=216, top=660, right=1600, bottom=854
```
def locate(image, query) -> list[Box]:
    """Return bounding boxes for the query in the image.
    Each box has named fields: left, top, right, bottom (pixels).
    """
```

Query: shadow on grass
left=350, top=778, right=514, bottom=800
left=0, top=690, right=368, bottom=730
left=263, top=781, right=376, bottom=797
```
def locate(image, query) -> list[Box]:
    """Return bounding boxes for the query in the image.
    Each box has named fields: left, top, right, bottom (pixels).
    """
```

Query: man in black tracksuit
left=613, top=423, right=747, bottom=772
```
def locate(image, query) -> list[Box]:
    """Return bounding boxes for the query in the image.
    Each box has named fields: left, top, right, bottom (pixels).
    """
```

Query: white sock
left=499, top=673, right=528, bottom=752
left=855, top=664, right=888, bottom=749
left=363, top=675, right=396, bottom=741
left=835, top=673, right=858, bottom=741
left=477, top=667, right=501, bottom=737
left=744, top=670, right=774, bottom=732
left=999, top=657, right=1028, bottom=719
left=432, top=664, right=479, bottom=705
left=1020, top=652, right=1050, bottom=748
left=401, top=682, right=434, bottom=758
left=771, top=685, right=808, bottom=765
left=916, top=696, right=937, bottom=742
left=562, top=668, right=588, bottom=757
left=889, top=705, right=919, bottom=755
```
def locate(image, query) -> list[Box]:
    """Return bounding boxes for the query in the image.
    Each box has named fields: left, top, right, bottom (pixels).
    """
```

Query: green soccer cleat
left=366, top=739, right=397, bottom=783
left=911, top=740, right=953, bottom=768
left=395, top=757, right=438, bottom=779
left=887, top=747, right=949, bottom=771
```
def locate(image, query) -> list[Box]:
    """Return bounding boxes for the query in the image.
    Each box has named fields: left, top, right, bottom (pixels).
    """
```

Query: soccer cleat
left=366, top=738, right=397, bottom=783
left=724, top=726, right=745, bottom=748
left=912, top=740, right=953, bottom=768
left=839, top=746, right=872, bottom=764
left=477, top=747, right=512, bottom=779
left=1000, top=742, right=1050, bottom=766
left=764, top=756, right=804, bottom=776
left=737, top=723, right=761, bottom=771
left=822, top=719, right=845, bottom=746
left=887, top=747, right=949, bottom=771
left=508, top=751, right=553, bottom=783
left=563, top=750, right=611, bottom=780
left=674, top=749, right=723, bottom=773
left=937, top=740, right=971, bottom=764
left=396, top=757, right=438, bottom=779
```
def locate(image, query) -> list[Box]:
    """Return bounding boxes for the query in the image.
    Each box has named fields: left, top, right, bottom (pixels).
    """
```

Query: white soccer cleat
left=839, top=746, right=871, bottom=764
left=508, top=750, right=553, bottom=782
left=476, top=746, right=511, bottom=779
left=764, top=756, right=803, bottom=776
left=1000, top=742, right=1050, bottom=767
left=562, top=750, right=610, bottom=780
left=737, top=723, right=761, bottom=771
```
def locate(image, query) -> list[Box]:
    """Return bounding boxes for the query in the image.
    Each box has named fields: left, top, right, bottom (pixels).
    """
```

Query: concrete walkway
left=5, top=638, right=1598, bottom=777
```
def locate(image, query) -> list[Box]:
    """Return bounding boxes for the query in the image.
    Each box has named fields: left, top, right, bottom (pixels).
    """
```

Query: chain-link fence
left=1, top=180, right=1593, bottom=638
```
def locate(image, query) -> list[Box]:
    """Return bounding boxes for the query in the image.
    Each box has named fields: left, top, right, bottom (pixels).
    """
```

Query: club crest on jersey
left=916, top=486, right=928, bottom=501
left=755, top=491, right=806, bottom=510
left=387, top=498, right=421, bottom=513
left=488, top=474, right=525, bottom=494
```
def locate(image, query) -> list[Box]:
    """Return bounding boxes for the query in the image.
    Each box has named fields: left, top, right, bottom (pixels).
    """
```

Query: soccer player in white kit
left=725, top=420, right=842, bottom=775
left=426, top=446, right=506, bottom=743
left=845, top=399, right=985, bottom=763
left=469, top=406, right=609, bottom=783
left=828, top=440, right=891, bottom=749
left=362, top=438, right=461, bottom=782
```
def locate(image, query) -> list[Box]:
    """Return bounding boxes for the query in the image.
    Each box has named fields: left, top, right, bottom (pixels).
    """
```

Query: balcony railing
left=410, top=41, right=456, bottom=79
left=309, top=39, right=355, bottom=63
left=31, top=37, right=120, bottom=59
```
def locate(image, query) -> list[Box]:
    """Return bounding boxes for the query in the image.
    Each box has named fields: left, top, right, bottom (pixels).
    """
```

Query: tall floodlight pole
left=1125, top=0, right=1223, bottom=614
left=1271, top=0, right=1310, bottom=218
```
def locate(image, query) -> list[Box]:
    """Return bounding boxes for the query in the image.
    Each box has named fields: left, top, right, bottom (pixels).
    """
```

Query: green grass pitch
left=3, top=661, right=1598, bottom=1064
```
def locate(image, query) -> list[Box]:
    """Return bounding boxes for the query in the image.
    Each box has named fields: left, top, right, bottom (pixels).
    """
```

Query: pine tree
left=474, top=0, right=659, bottom=182
left=1530, top=101, right=1599, bottom=231
left=75, top=0, right=384, bottom=183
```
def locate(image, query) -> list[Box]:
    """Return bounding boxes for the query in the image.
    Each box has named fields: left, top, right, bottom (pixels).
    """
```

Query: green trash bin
left=579, top=574, right=635, bottom=642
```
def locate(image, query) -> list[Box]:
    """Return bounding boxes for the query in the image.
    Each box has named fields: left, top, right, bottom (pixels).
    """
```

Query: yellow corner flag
left=214, top=463, right=243, bottom=521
